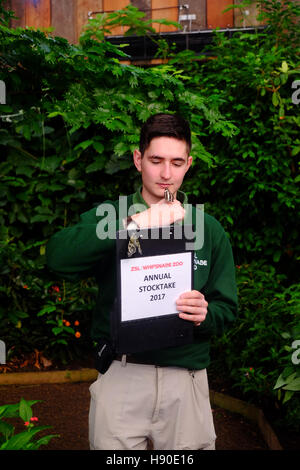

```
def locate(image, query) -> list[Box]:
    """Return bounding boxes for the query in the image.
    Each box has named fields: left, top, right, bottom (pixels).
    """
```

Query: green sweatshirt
left=46, top=189, right=238, bottom=370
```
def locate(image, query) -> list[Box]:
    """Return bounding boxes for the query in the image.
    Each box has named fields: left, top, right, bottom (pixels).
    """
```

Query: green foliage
left=0, top=0, right=15, bottom=27
left=194, top=7, right=300, bottom=429
left=274, top=328, right=300, bottom=403
left=0, top=233, right=96, bottom=363
left=256, top=0, right=300, bottom=46
left=168, top=19, right=300, bottom=270
left=80, top=4, right=181, bottom=43
left=210, top=261, right=300, bottom=429
left=0, top=398, right=58, bottom=450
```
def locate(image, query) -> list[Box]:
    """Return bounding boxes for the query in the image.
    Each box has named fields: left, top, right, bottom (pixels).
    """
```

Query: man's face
left=133, top=136, right=193, bottom=205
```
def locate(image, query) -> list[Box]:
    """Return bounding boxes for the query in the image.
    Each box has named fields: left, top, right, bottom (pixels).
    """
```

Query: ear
left=133, top=149, right=142, bottom=172
left=185, top=155, right=193, bottom=173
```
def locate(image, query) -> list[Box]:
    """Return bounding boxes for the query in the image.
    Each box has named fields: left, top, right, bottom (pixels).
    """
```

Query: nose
left=160, top=162, right=171, bottom=180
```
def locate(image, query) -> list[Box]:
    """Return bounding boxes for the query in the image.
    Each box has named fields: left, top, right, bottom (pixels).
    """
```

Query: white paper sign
left=120, top=252, right=192, bottom=322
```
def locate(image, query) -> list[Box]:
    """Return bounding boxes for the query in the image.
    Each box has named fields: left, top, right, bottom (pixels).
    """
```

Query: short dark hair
left=139, top=113, right=191, bottom=156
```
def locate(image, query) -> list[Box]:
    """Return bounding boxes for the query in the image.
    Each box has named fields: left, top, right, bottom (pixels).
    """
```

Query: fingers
left=176, top=291, right=208, bottom=310
left=176, top=290, right=208, bottom=327
left=178, top=312, right=206, bottom=324
left=157, top=199, right=182, bottom=207
left=177, top=290, right=205, bottom=301
left=157, top=197, right=181, bottom=204
left=148, top=201, right=185, bottom=226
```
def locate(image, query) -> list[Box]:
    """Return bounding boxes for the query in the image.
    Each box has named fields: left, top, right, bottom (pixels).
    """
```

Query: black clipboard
left=112, top=225, right=195, bottom=354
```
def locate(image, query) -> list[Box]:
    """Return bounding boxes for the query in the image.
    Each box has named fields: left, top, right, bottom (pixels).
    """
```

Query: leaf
left=0, top=404, right=18, bottom=419
left=92, top=141, right=104, bottom=153
left=52, top=327, right=63, bottom=336
left=86, top=156, right=106, bottom=173
left=274, top=373, right=286, bottom=389
left=285, top=372, right=297, bottom=384
left=281, top=61, right=288, bottom=73
left=48, top=111, right=65, bottom=118
left=283, top=378, right=300, bottom=391
left=291, top=146, right=300, bottom=156
left=19, top=397, right=32, bottom=422
left=282, top=390, right=294, bottom=404
left=28, top=433, right=59, bottom=450
left=63, top=326, right=75, bottom=334
left=114, top=141, right=129, bottom=156
left=273, top=250, right=281, bottom=262
left=37, top=305, right=56, bottom=317
left=15, top=165, right=35, bottom=178
left=74, top=140, right=93, bottom=151
left=0, top=401, right=40, bottom=419
left=0, top=421, right=14, bottom=440
left=41, top=155, right=61, bottom=173
left=0, top=426, right=48, bottom=450
left=30, top=214, right=52, bottom=223
left=0, top=431, right=32, bottom=450
left=272, top=92, right=279, bottom=107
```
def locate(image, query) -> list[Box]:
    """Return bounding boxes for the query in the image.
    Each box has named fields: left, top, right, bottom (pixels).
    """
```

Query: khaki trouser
left=89, top=359, right=216, bottom=450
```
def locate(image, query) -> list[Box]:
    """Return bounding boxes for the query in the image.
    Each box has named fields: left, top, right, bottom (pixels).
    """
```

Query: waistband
left=115, top=354, right=159, bottom=366
left=114, top=355, right=197, bottom=373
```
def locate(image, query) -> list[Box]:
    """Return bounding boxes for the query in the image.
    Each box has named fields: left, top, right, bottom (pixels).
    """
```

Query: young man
left=46, top=113, right=238, bottom=450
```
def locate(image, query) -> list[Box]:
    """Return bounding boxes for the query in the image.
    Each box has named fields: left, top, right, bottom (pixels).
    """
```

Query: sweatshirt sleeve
left=46, top=201, right=119, bottom=281
left=197, top=226, right=238, bottom=338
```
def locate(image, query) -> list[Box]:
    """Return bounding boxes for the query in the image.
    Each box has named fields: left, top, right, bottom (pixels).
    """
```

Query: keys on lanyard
left=127, top=231, right=142, bottom=257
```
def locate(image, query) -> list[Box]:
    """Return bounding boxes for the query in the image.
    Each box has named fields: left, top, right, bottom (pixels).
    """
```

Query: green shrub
left=0, top=397, right=58, bottom=450
left=273, top=327, right=300, bottom=431
left=0, top=233, right=96, bottom=363
left=168, top=3, right=300, bottom=272
left=210, top=261, right=300, bottom=429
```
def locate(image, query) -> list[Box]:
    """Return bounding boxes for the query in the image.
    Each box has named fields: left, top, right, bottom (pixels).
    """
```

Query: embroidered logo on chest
left=194, top=253, right=208, bottom=270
